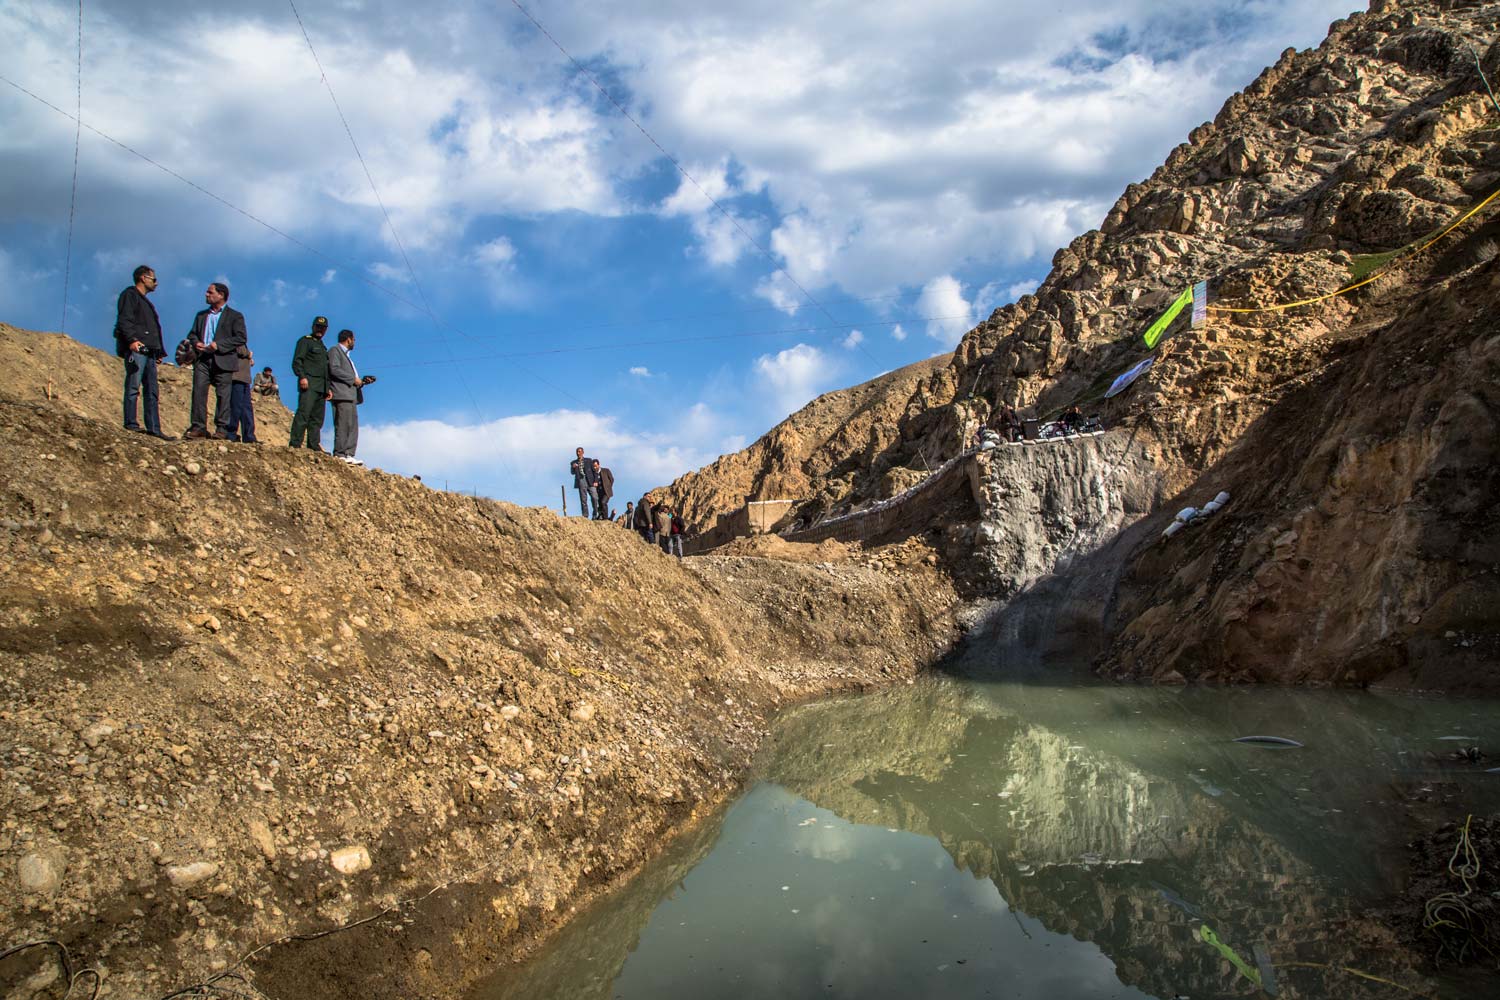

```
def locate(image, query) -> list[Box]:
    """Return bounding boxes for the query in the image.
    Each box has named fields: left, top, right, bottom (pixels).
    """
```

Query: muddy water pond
left=474, top=679, right=1500, bottom=1000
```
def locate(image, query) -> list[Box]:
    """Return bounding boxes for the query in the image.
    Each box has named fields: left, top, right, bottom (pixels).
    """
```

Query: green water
left=475, top=678, right=1500, bottom=1000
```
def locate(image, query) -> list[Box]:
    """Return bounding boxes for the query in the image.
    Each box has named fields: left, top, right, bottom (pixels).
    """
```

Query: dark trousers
left=123, top=352, right=160, bottom=434
left=190, top=356, right=234, bottom=435
left=576, top=485, right=597, bottom=517
left=332, top=399, right=359, bottom=457
left=289, top=387, right=326, bottom=448
left=229, top=382, right=257, bottom=442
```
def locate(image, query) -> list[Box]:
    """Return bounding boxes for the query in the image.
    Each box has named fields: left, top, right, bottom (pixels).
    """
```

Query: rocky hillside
left=0, top=383, right=959, bottom=1000
left=663, top=353, right=950, bottom=532
left=662, top=0, right=1500, bottom=688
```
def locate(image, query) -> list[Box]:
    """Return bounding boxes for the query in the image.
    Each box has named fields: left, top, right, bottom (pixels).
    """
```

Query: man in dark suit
left=592, top=460, right=615, bottom=520
left=114, top=264, right=169, bottom=438
left=569, top=447, right=600, bottom=518
left=184, top=282, right=247, bottom=440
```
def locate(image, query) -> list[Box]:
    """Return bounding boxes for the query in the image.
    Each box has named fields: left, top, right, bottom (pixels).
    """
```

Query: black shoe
left=308, top=445, right=326, bottom=453
left=125, top=425, right=146, bottom=434
left=151, top=431, right=174, bottom=440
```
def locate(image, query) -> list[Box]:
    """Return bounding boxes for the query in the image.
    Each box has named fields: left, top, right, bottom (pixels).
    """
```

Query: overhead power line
left=285, top=0, right=498, bottom=426
left=366, top=313, right=970, bottom=369
left=369, top=313, right=966, bottom=371
left=0, top=71, right=597, bottom=406
left=506, top=0, right=888, bottom=367
left=59, top=0, right=82, bottom=334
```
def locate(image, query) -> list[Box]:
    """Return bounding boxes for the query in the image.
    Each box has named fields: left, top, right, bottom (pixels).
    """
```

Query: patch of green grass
left=1349, top=248, right=1402, bottom=281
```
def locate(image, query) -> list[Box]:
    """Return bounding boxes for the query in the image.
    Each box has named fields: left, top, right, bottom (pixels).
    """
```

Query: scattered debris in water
left=1233, top=735, right=1304, bottom=748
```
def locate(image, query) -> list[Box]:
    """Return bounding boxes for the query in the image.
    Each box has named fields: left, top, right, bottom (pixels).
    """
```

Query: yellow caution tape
left=1208, top=187, right=1500, bottom=314
left=1277, top=961, right=1438, bottom=998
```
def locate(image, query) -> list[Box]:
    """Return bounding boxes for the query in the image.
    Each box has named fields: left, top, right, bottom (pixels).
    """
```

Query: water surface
left=476, top=678, right=1500, bottom=1000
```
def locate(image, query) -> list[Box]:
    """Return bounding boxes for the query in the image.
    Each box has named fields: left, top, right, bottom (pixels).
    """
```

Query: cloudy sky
left=1, top=0, right=1360, bottom=508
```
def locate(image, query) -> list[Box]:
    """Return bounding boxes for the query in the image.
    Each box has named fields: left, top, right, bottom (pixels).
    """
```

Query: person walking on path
left=184, top=282, right=247, bottom=440
left=570, top=447, right=599, bottom=518
left=115, top=264, right=168, bottom=438
left=328, top=328, right=375, bottom=465
left=592, top=460, right=615, bottom=520
left=289, top=316, right=331, bottom=450
left=228, top=346, right=258, bottom=443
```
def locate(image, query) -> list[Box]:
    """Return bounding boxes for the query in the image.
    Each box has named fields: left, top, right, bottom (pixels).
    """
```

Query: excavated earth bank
left=0, top=381, right=959, bottom=1000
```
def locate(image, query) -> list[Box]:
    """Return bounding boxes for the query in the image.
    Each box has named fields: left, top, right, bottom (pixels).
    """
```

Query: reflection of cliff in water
left=761, top=679, right=1467, bottom=1000
left=473, top=806, right=731, bottom=1000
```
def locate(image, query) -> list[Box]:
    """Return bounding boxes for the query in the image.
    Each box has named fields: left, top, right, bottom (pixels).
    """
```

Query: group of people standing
left=113, top=265, right=375, bottom=463
left=627, top=497, right=687, bottom=557
left=569, top=447, right=688, bottom=558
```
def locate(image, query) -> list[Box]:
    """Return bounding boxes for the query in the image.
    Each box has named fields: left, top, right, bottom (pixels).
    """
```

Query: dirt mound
left=0, top=392, right=960, bottom=1000
left=2, top=322, right=295, bottom=441
left=714, top=535, right=857, bottom=563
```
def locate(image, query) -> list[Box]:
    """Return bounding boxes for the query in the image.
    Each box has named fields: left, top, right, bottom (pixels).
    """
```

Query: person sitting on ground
left=253, top=366, right=279, bottom=398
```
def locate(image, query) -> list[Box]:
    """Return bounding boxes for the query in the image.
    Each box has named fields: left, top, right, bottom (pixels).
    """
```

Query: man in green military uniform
left=289, top=315, right=332, bottom=450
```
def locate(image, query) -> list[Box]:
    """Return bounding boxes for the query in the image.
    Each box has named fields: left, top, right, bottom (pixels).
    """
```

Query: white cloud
left=841, top=329, right=864, bottom=349
left=754, top=272, right=803, bottom=316
left=752, top=342, right=838, bottom=412
left=890, top=323, right=907, bottom=341
left=629, top=366, right=652, bottom=377
left=915, top=275, right=973, bottom=346
left=260, top=278, right=319, bottom=308
left=474, top=237, right=517, bottom=269
left=320, top=269, right=338, bottom=284
left=1005, top=278, right=1041, bottom=301
left=360, top=405, right=723, bottom=506
left=2, top=0, right=1362, bottom=368
left=369, top=262, right=411, bottom=285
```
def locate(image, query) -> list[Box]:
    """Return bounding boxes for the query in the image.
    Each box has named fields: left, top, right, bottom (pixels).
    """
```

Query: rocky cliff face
left=663, top=355, right=950, bottom=532
left=665, top=0, right=1500, bottom=689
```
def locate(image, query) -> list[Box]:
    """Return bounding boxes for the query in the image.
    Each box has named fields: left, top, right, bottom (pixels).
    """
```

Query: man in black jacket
left=184, top=282, right=248, bottom=440
left=115, top=265, right=168, bottom=438
left=569, top=447, right=599, bottom=518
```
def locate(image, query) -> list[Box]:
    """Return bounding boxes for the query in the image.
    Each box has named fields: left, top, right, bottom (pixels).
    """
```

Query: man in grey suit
left=327, top=328, right=375, bottom=465
left=184, top=282, right=248, bottom=440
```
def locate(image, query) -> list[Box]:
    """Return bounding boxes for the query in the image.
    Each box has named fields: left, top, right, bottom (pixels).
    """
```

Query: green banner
left=1143, top=286, right=1193, bottom=349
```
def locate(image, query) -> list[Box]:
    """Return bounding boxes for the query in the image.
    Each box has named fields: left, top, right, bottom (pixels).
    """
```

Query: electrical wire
left=506, top=1, right=888, bottom=368
left=0, top=69, right=588, bottom=413
left=59, top=0, right=83, bottom=334
left=370, top=313, right=968, bottom=370
left=284, top=0, right=524, bottom=481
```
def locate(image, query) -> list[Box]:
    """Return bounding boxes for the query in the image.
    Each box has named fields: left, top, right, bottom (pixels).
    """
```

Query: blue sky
left=0, top=0, right=1361, bottom=508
